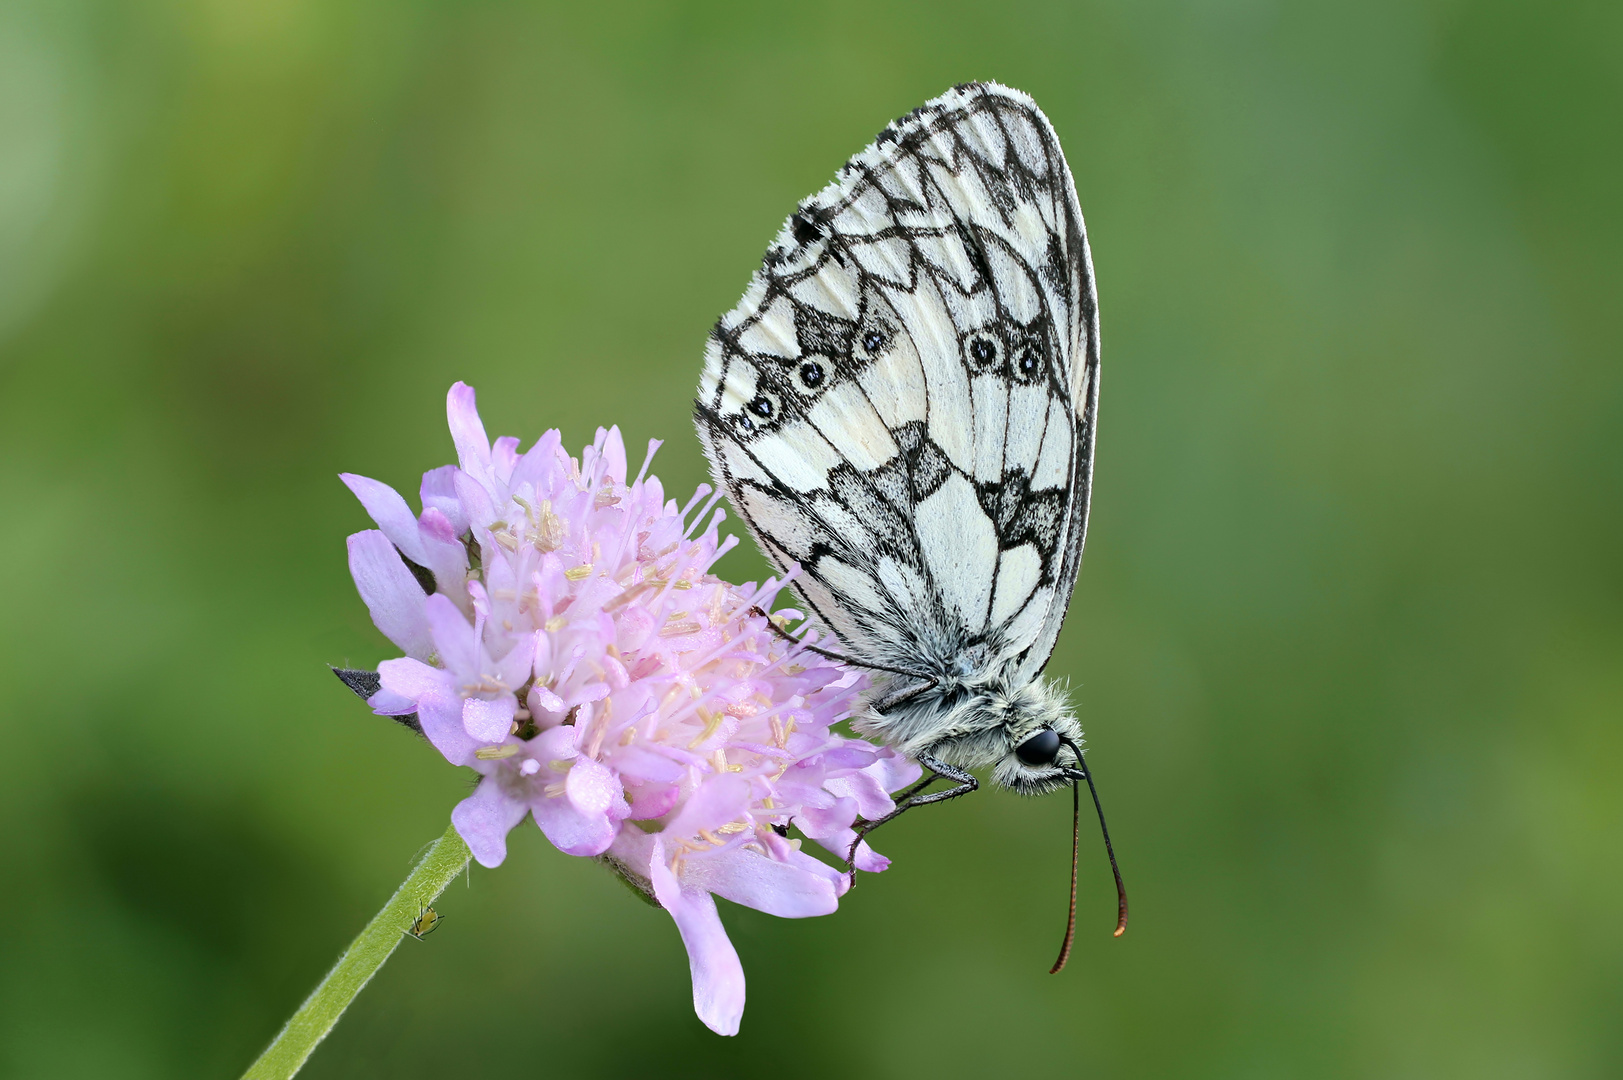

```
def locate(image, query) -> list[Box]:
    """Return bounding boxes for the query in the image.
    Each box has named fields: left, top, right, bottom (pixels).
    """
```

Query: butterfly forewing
left=697, top=82, right=1099, bottom=686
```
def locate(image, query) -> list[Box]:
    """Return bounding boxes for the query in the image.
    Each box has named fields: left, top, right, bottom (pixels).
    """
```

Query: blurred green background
left=2, top=1, right=1619, bottom=1076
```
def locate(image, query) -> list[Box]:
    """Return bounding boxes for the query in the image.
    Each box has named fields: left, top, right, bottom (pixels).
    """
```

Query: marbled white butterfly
left=695, top=83, right=1125, bottom=958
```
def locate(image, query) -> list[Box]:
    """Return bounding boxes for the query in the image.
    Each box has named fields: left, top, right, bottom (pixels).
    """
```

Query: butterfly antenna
left=1053, top=737, right=1128, bottom=970
left=1051, top=778, right=1081, bottom=973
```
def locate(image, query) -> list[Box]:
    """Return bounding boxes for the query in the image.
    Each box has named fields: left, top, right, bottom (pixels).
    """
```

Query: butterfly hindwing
left=697, top=82, right=1099, bottom=683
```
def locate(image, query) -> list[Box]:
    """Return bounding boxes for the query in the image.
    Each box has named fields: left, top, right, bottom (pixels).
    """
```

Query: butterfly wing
left=696, top=82, right=1100, bottom=685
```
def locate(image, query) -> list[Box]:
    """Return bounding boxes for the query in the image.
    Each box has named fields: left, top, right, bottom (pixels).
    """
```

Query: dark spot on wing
left=793, top=304, right=854, bottom=359
left=893, top=420, right=924, bottom=456
left=828, top=463, right=913, bottom=560
left=1043, top=232, right=1070, bottom=304
left=975, top=469, right=1067, bottom=570
left=903, top=430, right=953, bottom=499
left=791, top=212, right=823, bottom=246
left=956, top=221, right=996, bottom=288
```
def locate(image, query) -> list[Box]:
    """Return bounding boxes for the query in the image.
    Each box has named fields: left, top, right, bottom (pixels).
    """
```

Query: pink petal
left=664, top=775, right=751, bottom=841
left=794, top=794, right=858, bottom=840
left=340, top=474, right=427, bottom=564
left=416, top=511, right=470, bottom=600
left=613, top=744, right=687, bottom=785
left=452, top=776, right=529, bottom=868
left=416, top=692, right=480, bottom=766
left=418, top=504, right=458, bottom=544
left=864, top=746, right=923, bottom=791
left=608, top=825, right=655, bottom=874
left=825, top=770, right=894, bottom=822
left=530, top=791, right=616, bottom=856
left=507, top=429, right=563, bottom=495
left=598, top=426, right=627, bottom=484
left=366, top=686, right=418, bottom=715
left=851, top=839, right=889, bottom=873
left=812, top=830, right=889, bottom=873
left=453, top=468, right=498, bottom=534
left=376, top=656, right=449, bottom=700
left=529, top=684, right=566, bottom=715
left=615, top=605, right=655, bottom=652
left=651, top=837, right=745, bottom=1037
left=626, top=782, right=681, bottom=820
left=805, top=745, right=879, bottom=773
left=491, top=435, right=520, bottom=485
left=446, top=382, right=494, bottom=488
left=765, top=831, right=857, bottom=889
left=601, top=654, right=630, bottom=690
left=480, top=550, right=517, bottom=599
left=689, top=847, right=840, bottom=919
left=565, top=681, right=611, bottom=708
left=423, top=593, right=479, bottom=675
left=566, top=754, right=620, bottom=816
left=528, top=725, right=577, bottom=761
left=466, top=578, right=491, bottom=620
left=420, top=465, right=468, bottom=535
left=347, top=531, right=433, bottom=659
left=462, top=695, right=517, bottom=743
left=494, top=632, right=538, bottom=690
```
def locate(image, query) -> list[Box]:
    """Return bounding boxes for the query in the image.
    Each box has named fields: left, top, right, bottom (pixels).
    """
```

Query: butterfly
left=694, top=82, right=1125, bottom=961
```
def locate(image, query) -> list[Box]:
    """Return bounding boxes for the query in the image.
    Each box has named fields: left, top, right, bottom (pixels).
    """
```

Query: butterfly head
left=984, top=677, right=1085, bottom=797
left=993, top=726, right=1085, bottom=796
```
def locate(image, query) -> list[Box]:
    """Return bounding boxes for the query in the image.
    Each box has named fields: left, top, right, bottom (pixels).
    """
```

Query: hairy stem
left=242, top=823, right=471, bottom=1079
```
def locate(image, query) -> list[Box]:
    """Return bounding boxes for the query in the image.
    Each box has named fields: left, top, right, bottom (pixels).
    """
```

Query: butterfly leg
left=845, top=754, right=978, bottom=883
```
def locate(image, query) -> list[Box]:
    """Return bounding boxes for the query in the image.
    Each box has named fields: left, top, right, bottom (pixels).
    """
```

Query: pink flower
left=343, top=382, right=919, bottom=1035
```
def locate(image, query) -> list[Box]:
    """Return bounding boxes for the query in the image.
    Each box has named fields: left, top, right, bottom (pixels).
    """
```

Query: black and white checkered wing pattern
left=696, top=82, right=1100, bottom=686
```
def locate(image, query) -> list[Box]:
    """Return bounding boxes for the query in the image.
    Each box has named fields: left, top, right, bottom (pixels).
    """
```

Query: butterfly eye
left=1015, top=728, right=1062, bottom=766
left=965, top=332, right=1002, bottom=368
left=797, top=360, right=825, bottom=391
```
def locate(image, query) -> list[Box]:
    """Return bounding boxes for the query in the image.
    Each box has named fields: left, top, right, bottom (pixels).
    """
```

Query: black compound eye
left=1015, top=728, right=1062, bottom=766
left=798, top=361, right=825, bottom=389
left=748, top=394, right=776, bottom=418
left=966, top=332, right=1001, bottom=367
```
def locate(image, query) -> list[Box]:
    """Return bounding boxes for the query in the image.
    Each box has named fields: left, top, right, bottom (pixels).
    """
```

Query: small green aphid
left=404, top=904, right=443, bottom=941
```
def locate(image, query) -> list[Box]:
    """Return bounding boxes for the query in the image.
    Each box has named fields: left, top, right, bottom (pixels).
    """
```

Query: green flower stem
left=242, top=823, right=472, bottom=1080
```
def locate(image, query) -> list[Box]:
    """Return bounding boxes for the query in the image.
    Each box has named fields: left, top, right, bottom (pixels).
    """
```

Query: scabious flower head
left=343, top=382, right=919, bottom=1035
